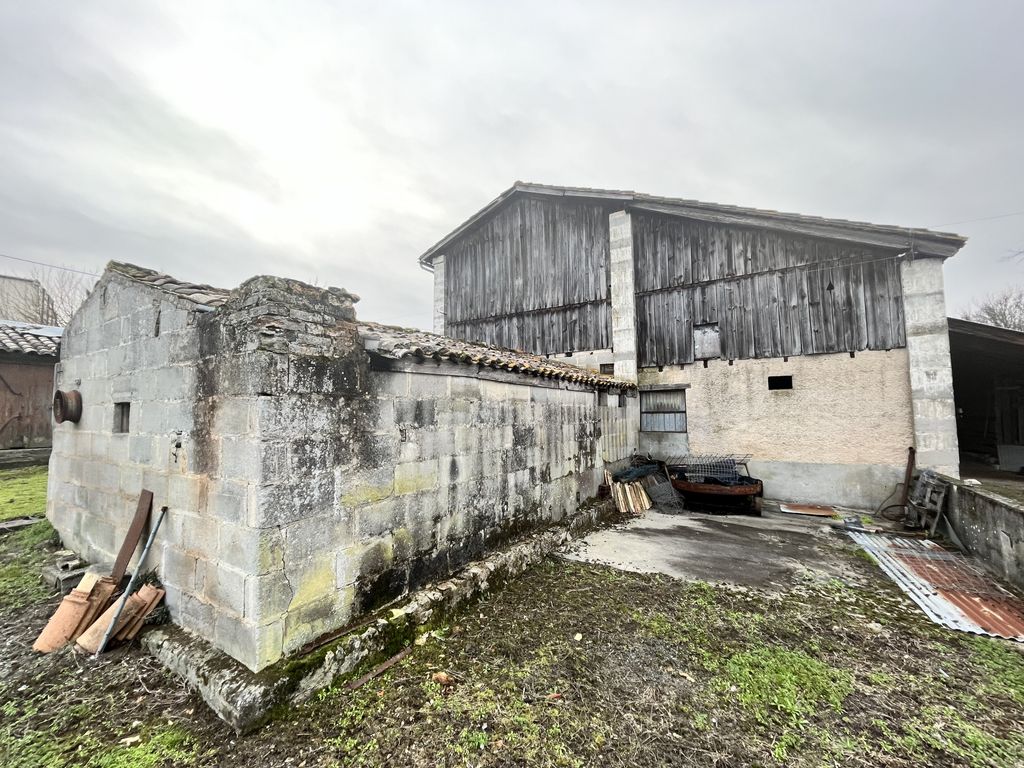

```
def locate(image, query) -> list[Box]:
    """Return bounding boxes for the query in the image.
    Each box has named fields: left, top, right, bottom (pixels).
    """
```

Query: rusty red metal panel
left=849, top=531, right=1024, bottom=642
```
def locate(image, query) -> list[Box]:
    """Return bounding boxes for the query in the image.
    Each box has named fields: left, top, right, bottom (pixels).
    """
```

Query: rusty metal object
left=849, top=531, right=1024, bottom=641
left=900, top=446, right=916, bottom=508
left=111, top=490, right=154, bottom=584
left=94, top=504, right=167, bottom=656
left=53, top=389, right=83, bottom=424
left=666, top=454, right=763, bottom=514
left=671, top=478, right=764, bottom=497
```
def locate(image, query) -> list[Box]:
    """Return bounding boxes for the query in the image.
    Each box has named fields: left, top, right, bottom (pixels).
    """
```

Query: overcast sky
left=0, top=1, right=1021, bottom=328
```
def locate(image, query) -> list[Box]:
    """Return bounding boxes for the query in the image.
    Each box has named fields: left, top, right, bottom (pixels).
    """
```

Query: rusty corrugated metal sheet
left=849, top=531, right=1024, bottom=642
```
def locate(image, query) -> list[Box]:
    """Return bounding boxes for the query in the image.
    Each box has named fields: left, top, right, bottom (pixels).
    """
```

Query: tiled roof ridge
left=357, top=320, right=630, bottom=390
left=103, top=263, right=631, bottom=390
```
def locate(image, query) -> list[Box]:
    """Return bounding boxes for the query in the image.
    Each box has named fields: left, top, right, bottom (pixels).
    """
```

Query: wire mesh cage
left=664, top=454, right=753, bottom=483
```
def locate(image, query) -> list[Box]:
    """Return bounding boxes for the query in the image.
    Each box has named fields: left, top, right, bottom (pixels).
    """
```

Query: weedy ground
left=2, top=470, right=1023, bottom=767
left=0, top=466, right=48, bottom=523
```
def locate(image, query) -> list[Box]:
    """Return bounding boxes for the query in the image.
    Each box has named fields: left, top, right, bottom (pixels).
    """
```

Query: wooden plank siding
left=443, top=196, right=615, bottom=353
left=633, top=212, right=906, bottom=367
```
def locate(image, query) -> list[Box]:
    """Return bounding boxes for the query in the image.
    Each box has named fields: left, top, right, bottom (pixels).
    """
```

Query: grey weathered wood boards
left=444, top=196, right=615, bottom=354
left=633, top=212, right=906, bottom=366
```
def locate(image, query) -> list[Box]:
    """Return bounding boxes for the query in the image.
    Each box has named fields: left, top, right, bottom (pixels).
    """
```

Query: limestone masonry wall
left=48, top=270, right=638, bottom=672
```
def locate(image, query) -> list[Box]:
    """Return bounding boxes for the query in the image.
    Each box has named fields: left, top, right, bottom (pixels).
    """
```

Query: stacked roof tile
left=109, top=261, right=229, bottom=309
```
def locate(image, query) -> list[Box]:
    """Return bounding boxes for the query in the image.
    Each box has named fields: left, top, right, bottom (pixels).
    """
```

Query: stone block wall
left=49, top=269, right=638, bottom=672
left=258, top=363, right=638, bottom=662
left=48, top=273, right=226, bottom=650
left=900, top=257, right=960, bottom=477
left=944, top=479, right=1024, bottom=592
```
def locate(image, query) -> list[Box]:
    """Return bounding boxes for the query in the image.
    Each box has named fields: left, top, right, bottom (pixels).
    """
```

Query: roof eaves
left=417, top=182, right=640, bottom=267
left=629, top=200, right=966, bottom=258
left=418, top=182, right=968, bottom=265
left=947, top=317, right=1024, bottom=346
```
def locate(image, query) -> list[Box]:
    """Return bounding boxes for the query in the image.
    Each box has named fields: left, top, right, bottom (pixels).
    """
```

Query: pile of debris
left=604, top=454, right=765, bottom=516
left=604, top=468, right=653, bottom=516
left=33, top=490, right=166, bottom=656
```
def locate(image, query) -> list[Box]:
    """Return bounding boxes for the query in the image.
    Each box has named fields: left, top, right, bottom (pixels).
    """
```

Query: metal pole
left=94, top=506, right=167, bottom=657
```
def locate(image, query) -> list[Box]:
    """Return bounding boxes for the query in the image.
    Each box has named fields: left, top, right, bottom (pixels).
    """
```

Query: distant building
left=0, top=320, right=62, bottom=449
left=0, top=274, right=58, bottom=325
left=422, top=182, right=968, bottom=508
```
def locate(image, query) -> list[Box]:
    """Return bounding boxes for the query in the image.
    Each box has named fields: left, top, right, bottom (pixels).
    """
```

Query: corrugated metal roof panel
left=849, top=531, right=1024, bottom=642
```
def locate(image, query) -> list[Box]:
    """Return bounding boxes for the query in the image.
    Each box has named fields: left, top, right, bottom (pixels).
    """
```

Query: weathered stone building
left=48, top=262, right=636, bottom=671
left=422, top=182, right=968, bottom=508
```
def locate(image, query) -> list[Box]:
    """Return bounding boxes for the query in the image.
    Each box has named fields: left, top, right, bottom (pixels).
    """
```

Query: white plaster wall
left=637, top=349, right=915, bottom=507
left=556, top=348, right=614, bottom=374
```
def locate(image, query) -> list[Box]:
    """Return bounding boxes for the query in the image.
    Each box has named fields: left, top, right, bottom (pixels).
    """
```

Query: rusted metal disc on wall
left=53, top=390, right=83, bottom=424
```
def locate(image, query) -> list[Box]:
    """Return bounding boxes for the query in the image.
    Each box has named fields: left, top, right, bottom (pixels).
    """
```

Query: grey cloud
left=0, top=0, right=1021, bottom=330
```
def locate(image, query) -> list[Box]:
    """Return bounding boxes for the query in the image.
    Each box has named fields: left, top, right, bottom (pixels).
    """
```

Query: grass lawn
left=0, top=466, right=49, bottom=523
left=2, top=469, right=1024, bottom=767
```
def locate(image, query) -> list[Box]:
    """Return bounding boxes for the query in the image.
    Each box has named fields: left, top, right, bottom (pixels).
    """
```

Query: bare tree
left=2, top=265, right=96, bottom=326
left=962, top=286, right=1024, bottom=331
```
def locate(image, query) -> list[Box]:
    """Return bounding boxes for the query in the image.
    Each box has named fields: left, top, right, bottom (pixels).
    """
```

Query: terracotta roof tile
left=357, top=321, right=629, bottom=390
left=0, top=322, right=62, bottom=356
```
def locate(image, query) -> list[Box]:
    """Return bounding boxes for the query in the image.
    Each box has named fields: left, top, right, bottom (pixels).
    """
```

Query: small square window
left=114, top=402, right=131, bottom=433
left=640, top=389, right=687, bottom=432
left=768, top=375, right=793, bottom=391
left=599, top=363, right=614, bottom=375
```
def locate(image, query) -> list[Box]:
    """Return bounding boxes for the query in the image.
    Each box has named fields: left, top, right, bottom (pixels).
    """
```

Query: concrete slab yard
left=562, top=510, right=856, bottom=588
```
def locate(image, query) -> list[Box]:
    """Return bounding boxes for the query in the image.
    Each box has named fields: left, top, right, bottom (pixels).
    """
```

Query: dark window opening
left=618, top=392, right=627, bottom=408
left=768, top=375, right=793, bottom=391
left=640, top=389, right=686, bottom=432
left=114, top=402, right=131, bottom=433
left=599, top=363, right=614, bottom=375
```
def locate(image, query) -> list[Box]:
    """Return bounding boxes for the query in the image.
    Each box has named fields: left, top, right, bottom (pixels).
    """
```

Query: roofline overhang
left=417, top=182, right=968, bottom=266
left=947, top=317, right=1024, bottom=347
